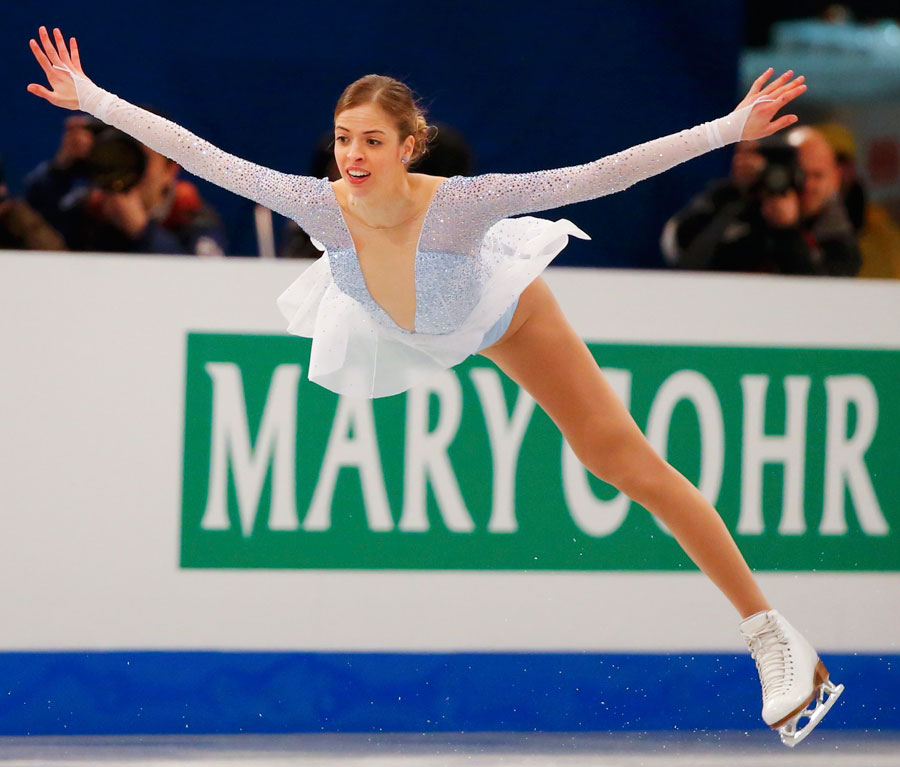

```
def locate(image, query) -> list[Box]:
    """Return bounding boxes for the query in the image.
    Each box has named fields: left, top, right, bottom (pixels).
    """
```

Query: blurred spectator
left=818, top=121, right=900, bottom=279
left=24, top=114, right=94, bottom=235
left=660, top=140, right=765, bottom=269
left=278, top=122, right=475, bottom=258
left=816, top=122, right=865, bottom=232
left=414, top=123, right=475, bottom=178
left=0, top=152, right=65, bottom=251
left=717, top=127, right=861, bottom=275
left=25, top=115, right=227, bottom=256
left=662, top=127, right=861, bottom=276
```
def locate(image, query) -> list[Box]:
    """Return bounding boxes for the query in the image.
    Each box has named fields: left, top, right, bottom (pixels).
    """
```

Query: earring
left=401, top=157, right=408, bottom=164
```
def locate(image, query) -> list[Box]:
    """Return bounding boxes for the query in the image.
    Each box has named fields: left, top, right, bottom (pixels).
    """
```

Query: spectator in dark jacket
left=26, top=118, right=227, bottom=256
left=660, top=139, right=765, bottom=269
left=720, top=127, right=860, bottom=275
left=663, top=127, right=860, bottom=276
left=0, top=152, right=65, bottom=251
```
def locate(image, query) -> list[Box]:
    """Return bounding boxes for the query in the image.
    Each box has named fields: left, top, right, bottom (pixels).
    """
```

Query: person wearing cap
left=818, top=121, right=900, bottom=280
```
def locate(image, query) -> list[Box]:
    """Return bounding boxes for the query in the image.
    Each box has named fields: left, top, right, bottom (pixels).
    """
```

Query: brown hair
left=334, top=75, right=435, bottom=166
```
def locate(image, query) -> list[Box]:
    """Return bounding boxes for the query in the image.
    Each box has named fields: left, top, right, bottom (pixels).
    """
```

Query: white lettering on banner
left=201, top=363, right=301, bottom=537
left=563, top=369, right=633, bottom=537
left=399, top=371, right=474, bottom=532
left=646, top=370, right=725, bottom=536
left=821, top=375, right=888, bottom=535
left=469, top=369, right=536, bottom=533
left=304, top=396, right=393, bottom=532
left=738, top=375, right=810, bottom=535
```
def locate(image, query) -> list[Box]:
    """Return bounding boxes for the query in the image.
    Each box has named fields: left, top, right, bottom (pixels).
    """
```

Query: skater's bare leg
left=481, top=278, right=769, bottom=618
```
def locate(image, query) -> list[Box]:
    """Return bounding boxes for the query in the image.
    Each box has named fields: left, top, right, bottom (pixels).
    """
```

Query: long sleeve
left=56, top=65, right=329, bottom=224
left=443, top=101, right=761, bottom=221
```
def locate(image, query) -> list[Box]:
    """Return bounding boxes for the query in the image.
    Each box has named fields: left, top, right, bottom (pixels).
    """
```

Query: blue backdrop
left=3, top=1, right=743, bottom=264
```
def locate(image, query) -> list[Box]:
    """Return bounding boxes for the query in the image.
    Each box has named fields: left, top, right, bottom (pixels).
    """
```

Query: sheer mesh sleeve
left=444, top=102, right=761, bottom=221
left=57, top=66, right=328, bottom=223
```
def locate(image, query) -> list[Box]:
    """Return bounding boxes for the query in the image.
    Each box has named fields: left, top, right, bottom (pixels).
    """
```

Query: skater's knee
left=569, top=419, right=669, bottom=497
left=609, top=452, right=673, bottom=503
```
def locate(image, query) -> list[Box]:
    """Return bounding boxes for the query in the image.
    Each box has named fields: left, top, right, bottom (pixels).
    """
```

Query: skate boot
left=740, top=609, right=844, bottom=747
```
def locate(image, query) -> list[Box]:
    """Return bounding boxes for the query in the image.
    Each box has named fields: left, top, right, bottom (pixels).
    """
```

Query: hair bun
left=411, top=114, right=435, bottom=164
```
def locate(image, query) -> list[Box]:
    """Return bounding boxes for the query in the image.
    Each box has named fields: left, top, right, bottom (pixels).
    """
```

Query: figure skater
left=27, top=25, right=843, bottom=746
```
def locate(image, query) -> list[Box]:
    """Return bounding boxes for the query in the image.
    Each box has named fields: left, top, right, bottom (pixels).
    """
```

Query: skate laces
left=746, top=623, right=793, bottom=700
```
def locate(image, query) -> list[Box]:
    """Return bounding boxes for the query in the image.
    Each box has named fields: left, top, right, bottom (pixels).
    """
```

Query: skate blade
left=777, top=676, right=844, bottom=747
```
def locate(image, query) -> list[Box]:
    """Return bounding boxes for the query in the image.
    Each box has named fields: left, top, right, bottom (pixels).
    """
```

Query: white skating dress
left=62, top=67, right=757, bottom=398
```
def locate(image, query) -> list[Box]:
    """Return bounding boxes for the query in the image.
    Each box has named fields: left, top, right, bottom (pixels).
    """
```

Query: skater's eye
left=367, top=139, right=381, bottom=146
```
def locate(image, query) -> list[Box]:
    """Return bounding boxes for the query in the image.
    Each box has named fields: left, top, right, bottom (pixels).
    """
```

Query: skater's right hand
left=27, top=26, right=88, bottom=111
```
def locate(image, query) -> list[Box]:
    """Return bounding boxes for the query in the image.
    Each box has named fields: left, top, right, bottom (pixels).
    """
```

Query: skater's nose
left=347, top=138, right=367, bottom=160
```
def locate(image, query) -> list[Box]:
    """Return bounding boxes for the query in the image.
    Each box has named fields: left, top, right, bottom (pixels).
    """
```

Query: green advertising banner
left=181, top=333, right=898, bottom=571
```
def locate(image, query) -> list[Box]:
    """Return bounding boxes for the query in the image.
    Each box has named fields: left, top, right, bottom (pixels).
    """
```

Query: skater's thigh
left=479, top=279, right=653, bottom=475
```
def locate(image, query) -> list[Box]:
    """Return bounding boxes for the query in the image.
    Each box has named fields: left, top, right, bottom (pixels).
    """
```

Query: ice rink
left=1, top=732, right=898, bottom=767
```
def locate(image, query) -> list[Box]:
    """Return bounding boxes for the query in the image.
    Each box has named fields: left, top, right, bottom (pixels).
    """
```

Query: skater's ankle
left=739, top=602, right=772, bottom=620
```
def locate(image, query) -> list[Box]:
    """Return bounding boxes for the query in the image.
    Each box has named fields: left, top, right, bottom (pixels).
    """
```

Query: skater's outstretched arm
left=26, top=27, right=327, bottom=222
left=443, top=69, right=806, bottom=220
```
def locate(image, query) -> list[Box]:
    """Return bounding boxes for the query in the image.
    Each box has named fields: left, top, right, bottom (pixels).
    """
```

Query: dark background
left=745, top=0, right=899, bottom=45
left=3, top=1, right=894, bottom=264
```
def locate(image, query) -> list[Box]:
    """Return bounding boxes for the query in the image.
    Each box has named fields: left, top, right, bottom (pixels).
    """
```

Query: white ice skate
left=740, top=609, right=844, bottom=747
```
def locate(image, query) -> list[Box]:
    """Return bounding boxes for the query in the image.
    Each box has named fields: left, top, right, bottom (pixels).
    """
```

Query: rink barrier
left=2, top=252, right=899, bottom=737
left=0, top=651, right=895, bottom=736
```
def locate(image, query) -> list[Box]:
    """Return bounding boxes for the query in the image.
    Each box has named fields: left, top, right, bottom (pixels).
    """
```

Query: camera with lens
left=751, top=143, right=805, bottom=200
left=81, top=118, right=147, bottom=194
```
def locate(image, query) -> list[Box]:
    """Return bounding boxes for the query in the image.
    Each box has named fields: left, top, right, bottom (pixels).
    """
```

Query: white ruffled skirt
left=276, top=216, right=589, bottom=398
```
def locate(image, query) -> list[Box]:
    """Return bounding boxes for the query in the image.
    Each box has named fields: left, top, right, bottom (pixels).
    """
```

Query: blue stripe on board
left=0, top=652, right=895, bottom=736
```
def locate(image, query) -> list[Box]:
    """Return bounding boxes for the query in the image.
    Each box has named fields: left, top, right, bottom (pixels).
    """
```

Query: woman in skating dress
left=27, top=26, right=842, bottom=746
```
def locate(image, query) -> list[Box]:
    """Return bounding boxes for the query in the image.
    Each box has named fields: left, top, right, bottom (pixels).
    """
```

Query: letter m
left=200, top=363, right=301, bottom=537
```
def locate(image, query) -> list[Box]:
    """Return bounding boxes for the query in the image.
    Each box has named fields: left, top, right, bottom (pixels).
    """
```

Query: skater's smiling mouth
left=345, top=166, right=371, bottom=184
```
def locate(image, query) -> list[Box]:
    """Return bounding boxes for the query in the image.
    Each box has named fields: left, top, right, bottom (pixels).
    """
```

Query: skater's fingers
left=29, top=37, right=55, bottom=78
left=53, top=27, right=74, bottom=69
left=70, top=37, right=82, bottom=71
left=780, top=83, right=807, bottom=105
left=737, top=68, right=794, bottom=112
left=769, top=76, right=805, bottom=101
left=761, top=114, right=799, bottom=137
left=761, top=84, right=806, bottom=118
left=26, top=83, right=59, bottom=104
left=748, top=68, right=774, bottom=96
left=38, top=26, right=64, bottom=68
left=759, top=69, right=794, bottom=97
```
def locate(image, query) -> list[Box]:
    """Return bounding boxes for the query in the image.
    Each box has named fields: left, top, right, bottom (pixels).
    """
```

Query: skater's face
left=334, top=103, right=415, bottom=195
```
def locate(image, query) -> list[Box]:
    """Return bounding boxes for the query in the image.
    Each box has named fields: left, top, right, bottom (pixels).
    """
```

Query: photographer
left=24, top=113, right=95, bottom=235
left=715, top=129, right=860, bottom=275
left=660, top=140, right=766, bottom=269
left=25, top=118, right=227, bottom=256
left=663, top=128, right=860, bottom=276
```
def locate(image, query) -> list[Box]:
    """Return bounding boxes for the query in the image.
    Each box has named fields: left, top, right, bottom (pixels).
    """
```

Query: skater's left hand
left=735, top=68, right=807, bottom=140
